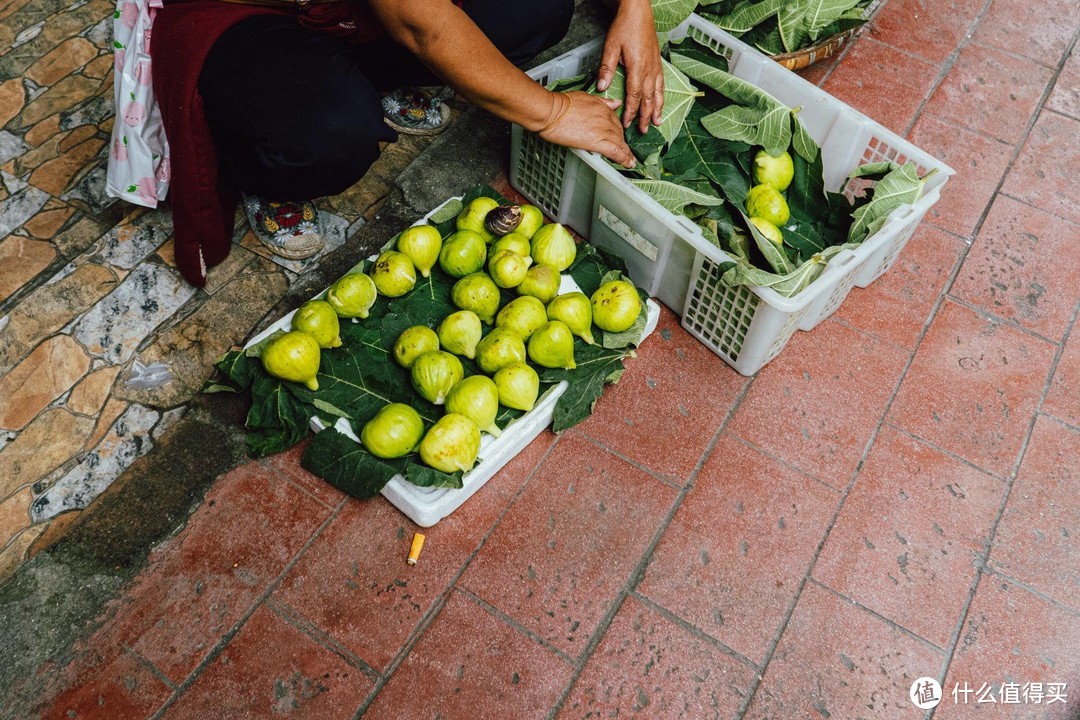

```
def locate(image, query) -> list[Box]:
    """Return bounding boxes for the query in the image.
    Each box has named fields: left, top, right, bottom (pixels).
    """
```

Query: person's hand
left=595, top=0, right=663, bottom=134
left=538, top=91, right=636, bottom=169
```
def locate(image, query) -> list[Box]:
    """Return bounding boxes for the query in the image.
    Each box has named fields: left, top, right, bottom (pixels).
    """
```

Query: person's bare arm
left=368, top=0, right=635, bottom=167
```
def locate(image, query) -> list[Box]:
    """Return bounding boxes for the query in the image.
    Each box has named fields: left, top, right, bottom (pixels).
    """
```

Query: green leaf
left=672, top=52, right=792, bottom=156
left=312, top=398, right=354, bottom=420
left=741, top=211, right=796, bottom=274
left=790, top=113, right=819, bottom=163
left=244, top=328, right=285, bottom=359
left=209, top=350, right=259, bottom=392
left=752, top=24, right=786, bottom=55
left=301, top=428, right=403, bottom=499
left=657, top=58, right=703, bottom=144
left=244, top=374, right=310, bottom=457
left=630, top=179, right=725, bottom=215
left=626, top=124, right=667, bottom=162
left=546, top=73, right=592, bottom=93
left=651, top=0, right=697, bottom=32
left=405, top=462, right=464, bottom=489
left=541, top=342, right=628, bottom=432
left=779, top=0, right=864, bottom=49
left=663, top=104, right=751, bottom=206
left=710, top=0, right=785, bottom=33
left=719, top=252, right=828, bottom=297
left=847, top=162, right=926, bottom=242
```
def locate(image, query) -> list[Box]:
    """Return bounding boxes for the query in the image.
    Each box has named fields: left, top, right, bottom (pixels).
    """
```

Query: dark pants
left=198, top=0, right=573, bottom=200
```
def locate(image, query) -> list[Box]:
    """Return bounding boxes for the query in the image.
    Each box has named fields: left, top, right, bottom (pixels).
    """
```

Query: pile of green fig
left=259, top=195, right=644, bottom=477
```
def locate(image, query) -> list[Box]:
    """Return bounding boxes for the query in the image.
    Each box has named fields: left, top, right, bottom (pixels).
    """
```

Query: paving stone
left=813, top=427, right=1005, bottom=649
left=81, top=52, right=112, bottom=80
left=59, top=93, right=113, bottom=132
left=82, top=207, right=172, bottom=269
left=0, top=174, right=50, bottom=238
left=0, top=78, right=25, bottom=129
left=9, top=124, right=94, bottom=177
left=1043, top=329, right=1079, bottom=427
left=989, top=417, right=1079, bottom=612
left=0, top=262, right=118, bottom=374
left=161, top=605, right=371, bottom=719
left=52, top=211, right=111, bottom=258
left=30, top=403, right=160, bottom=522
left=24, top=36, right=98, bottom=86
left=116, top=258, right=289, bottom=409
left=66, top=365, right=120, bottom=416
left=822, top=37, right=939, bottom=134
left=0, top=523, right=45, bottom=582
left=1001, top=111, right=1080, bottom=227
left=0, top=408, right=94, bottom=499
left=80, top=397, right=127, bottom=454
left=0, top=130, right=30, bottom=165
left=36, top=645, right=172, bottom=720
left=22, top=202, right=74, bottom=239
left=365, top=591, right=573, bottom=719
left=743, top=583, right=944, bottom=719
left=16, top=74, right=103, bottom=129
left=0, top=334, right=91, bottom=431
left=22, top=114, right=61, bottom=147
left=922, top=44, right=1055, bottom=145
left=200, top=242, right=259, bottom=294
left=0, top=236, right=56, bottom=302
left=639, top=435, right=840, bottom=664
left=937, top=579, right=1080, bottom=719
left=865, top=0, right=984, bottom=64
left=952, top=195, right=1078, bottom=342
left=888, top=300, right=1057, bottom=477
left=71, top=262, right=196, bottom=364
left=60, top=162, right=113, bottom=214
left=0, top=487, right=34, bottom=548
left=556, top=595, right=756, bottom=720
left=28, top=136, right=104, bottom=196
left=1046, top=52, right=1080, bottom=119
left=972, top=0, right=1079, bottom=68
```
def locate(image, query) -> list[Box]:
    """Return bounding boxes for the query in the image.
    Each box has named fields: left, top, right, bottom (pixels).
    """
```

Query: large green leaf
left=658, top=58, right=703, bottom=143
left=205, top=349, right=258, bottom=393
left=301, top=427, right=406, bottom=499
left=651, top=0, right=697, bottom=32
left=245, top=373, right=310, bottom=457
left=847, top=162, right=927, bottom=242
left=672, top=52, right=792, bottom=156
left=540, top=342, right=629, bottom=432
left=710, top=0, right=785, bottom=32
left=631, top=179, right=725, bottom=215
left=663, top=103, right=751, bottom=205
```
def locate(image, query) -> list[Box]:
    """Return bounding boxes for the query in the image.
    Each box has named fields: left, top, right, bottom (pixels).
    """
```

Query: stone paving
left=0, top=0, right=448, bottom=579
left=1, top=0, right=1079, bottom=717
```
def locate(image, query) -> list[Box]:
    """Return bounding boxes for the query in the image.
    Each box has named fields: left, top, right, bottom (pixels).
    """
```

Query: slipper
left=382, top=88, right=453, bottom=136
left=242, top=195, right=324, bottom=260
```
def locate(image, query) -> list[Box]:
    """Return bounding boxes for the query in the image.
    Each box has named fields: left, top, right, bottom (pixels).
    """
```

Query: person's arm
left=595, top=0, right=664, bottom=133
left=368, top=0, right=635, bottom=167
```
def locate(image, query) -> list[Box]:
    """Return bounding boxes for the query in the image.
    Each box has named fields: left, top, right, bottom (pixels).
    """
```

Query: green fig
left=745, top=184, right=790, bottom=226
left=396, top=224, right=442, bottom=278
left=261, top=330, right=321, bottom=391
left=517, top=263, right=561, bottom=304
left=326, top=272, right=377, bottom=319
left=419, top=413, right=481, bottom=474
left=452, top=273, right=502, bottom=325
left=292, top=299, right=342, bottom=348
left=360, top=403, right=424, bottom=459
left=516, top=205, right=545, bottom=239
left=491, top=232, right=532, bottom=262
left=475, top=327, right=527, bottom=375
left=546, top=292, right=594, bottom=345
left=488, top=249, right=529, bottom=289
left=591, top=280, right=641, bottom=333
left=410, top=350, right=464, bottom=405
left=438, top=230, right=488, bottom=278
left=496, top=296, right=548, bottom=340
left=529, top=223, right=576, bottom=271
left=753, top=149, right=795, bottom=192
left=438, top=310, right=483, bottom=359
left=370, top=251, right=416, bottom=298
left=493, top=362, right=539, bottom=412
left=445, top=375, right=501, bottom=437
left=528, top=320, right=576, bottom=370
left=456, top=197, right=500, bottom=243
left=394, top=325, right=440, bottom=368
left=748, top=216, right=783, bottom=246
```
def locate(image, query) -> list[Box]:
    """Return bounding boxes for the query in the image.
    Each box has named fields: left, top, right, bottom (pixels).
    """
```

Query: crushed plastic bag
left=126, top=360, right=173, bottom=390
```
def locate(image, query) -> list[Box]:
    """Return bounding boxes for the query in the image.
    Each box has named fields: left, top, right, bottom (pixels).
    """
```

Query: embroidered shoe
left=243, top=195, right=324, bottom=260
left=381, top=88, right=452, bottom=136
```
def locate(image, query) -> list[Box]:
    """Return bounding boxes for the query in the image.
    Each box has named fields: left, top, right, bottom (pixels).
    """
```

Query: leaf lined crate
left=240, top=194, right=661, bottom=527
left=510, top=14, right=952, bottom=375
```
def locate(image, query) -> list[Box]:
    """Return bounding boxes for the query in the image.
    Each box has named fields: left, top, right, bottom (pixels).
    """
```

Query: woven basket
left=770, top=0, right=884, bottom=71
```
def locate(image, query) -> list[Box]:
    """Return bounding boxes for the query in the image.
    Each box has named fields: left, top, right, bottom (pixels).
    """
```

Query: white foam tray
left=246, top=203, right=660, bottom=527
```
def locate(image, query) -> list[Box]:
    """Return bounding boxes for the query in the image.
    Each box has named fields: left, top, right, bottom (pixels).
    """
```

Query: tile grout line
left=938, top=295, right=1068, bottom=348
left=805, top=578, right=948, bottom=654
left=258, top=456, right=339, bottom=511
left=724, top=432, right=846, bottom=495
left=571, top=429, right=693, bottom=491
left=121, top=645, right=179, bottom=692
left=349, top=433, right=565, bottom=719
left=629, top=590, right=762, bottom=672
left=544, top=376, right=756, bottom=720
left=454, top=587, right=577, bottom=666
left=146, top=495, right=347, bottom=720
left=925, top=296, right=1080, bottom=720
left=264, top=596, right=380, bottom=681
left=978, top=568, right=1080, bottom=620
left=881, top=421, right=1010, bottom=483
left=1035, top=409, right=1080, bottom=435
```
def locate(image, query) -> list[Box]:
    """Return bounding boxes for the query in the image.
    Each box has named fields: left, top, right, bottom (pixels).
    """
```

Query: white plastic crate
left=510, top=15, right=953, bottom=375
left=246, top=199, right=660, bottom=527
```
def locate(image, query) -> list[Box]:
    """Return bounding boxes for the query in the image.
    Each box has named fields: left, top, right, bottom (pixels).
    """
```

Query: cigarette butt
left=407, top=533, right=426, bottom=565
